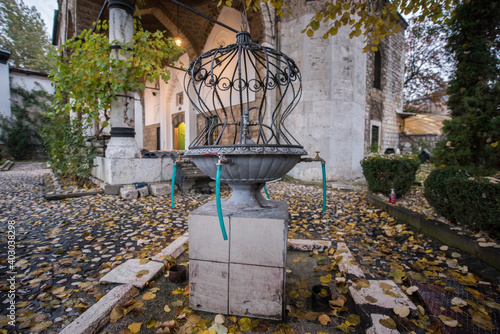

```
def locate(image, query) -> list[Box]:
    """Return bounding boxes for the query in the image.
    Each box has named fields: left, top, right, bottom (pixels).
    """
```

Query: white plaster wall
left=134, top=92, right=143, bottom=149
left=144, top=78, right=161, bottom=126
left=10, top=72, right=54, bottom=94
left=0, top=63, right=11, bottom=118
left=161, top=53, right=190, bottom=150
left=282, top=14, right=366, bottom=182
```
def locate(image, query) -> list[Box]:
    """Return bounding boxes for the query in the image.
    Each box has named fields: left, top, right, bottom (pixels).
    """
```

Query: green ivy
left=0, top=85, right=51, bottom=159
left=45, top=19, right=183, bottom=182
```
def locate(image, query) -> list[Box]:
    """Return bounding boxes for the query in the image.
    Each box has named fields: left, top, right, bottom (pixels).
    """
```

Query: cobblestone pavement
left=1, top=162, right=499, bottom=334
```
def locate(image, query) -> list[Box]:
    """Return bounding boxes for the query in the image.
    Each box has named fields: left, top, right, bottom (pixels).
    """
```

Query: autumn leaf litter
left=1, top=162, right=499, bottom=333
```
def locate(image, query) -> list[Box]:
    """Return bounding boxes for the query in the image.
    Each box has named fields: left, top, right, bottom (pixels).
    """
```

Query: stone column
left=105, top=0, right=141, bottom=159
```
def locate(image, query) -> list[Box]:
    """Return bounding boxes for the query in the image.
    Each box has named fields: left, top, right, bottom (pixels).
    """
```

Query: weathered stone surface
left=120, top=187, right=138, bottom=200
left=99, top=259, right=164, bottom=289
left=335, top=242, right=365, bottom=278
left=189, top=199, right=288, bottom=320
left=104, top=184, right=121, bottom=195
left=366, top=314, right=400, bottom=334
left=151, top=233, right=188, bottom=261
left=288, top=239, right=331, bottom=252
left=349, top=279, right=417, bottom=310
left=189, top=260, right=229, bottom=315
left=149, top=183, right=170, bottom=196
left=92, top=156, right=173, bottom=185
left=137, top=186, right=149, bottom=198
left=59, top=284, right=136, bottom=334
left=229, top=264, right=284, bottom=319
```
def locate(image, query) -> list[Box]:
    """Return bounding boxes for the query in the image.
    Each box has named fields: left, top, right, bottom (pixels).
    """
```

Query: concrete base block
left=120, top=187, right=138, bottom=200
left=189, top=199, right=288, bottom=320
left=149, top=183, right=170, bottom=196
left=137, top=186, right=149, bottom=198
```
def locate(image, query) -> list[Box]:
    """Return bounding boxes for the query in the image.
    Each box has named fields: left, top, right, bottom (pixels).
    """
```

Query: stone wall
left=281, top=0, right=367, bottom=182
left=364, top=24, right=406, bottom=154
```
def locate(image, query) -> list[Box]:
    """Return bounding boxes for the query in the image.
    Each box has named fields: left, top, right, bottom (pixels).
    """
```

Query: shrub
left=424, top=166, right=500, bottom=232
left=361, top=154, right=421, bottom=197
left=423, top=166, right=474, bottom=221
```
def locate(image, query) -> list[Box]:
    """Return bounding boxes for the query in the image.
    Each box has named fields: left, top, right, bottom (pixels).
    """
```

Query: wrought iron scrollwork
left=184, top=31, right=303, bottom=148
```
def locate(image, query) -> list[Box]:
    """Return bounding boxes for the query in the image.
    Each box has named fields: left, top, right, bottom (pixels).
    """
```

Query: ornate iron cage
left=184, top=31, right=303, bottom=149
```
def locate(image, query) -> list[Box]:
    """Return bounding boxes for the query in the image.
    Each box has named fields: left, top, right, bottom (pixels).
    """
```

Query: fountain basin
left=184, top=145, right=307, bottom=209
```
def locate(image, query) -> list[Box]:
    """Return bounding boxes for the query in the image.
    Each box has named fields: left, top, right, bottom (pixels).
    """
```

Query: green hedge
left=424, top=166, right=500, bottom=232
left=361, top=155, right=420, bottom=197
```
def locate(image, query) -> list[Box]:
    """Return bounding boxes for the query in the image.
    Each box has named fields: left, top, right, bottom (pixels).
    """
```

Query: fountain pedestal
left=189, top=199, right=288, bottom=320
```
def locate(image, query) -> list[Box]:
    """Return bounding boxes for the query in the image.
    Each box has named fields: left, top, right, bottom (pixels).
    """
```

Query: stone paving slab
left=366, top=314, right=400, bottom=334
left=287, top=238, right=331, bottom=252
left=99, top=259, right=164, bottom=289
left=59, top=284, right=137, bottom=334
left=349, top=279, right=417, bottom=311
left=151, top=233, right=189, bottom=261
left=335, top=242, right=365, bottom=278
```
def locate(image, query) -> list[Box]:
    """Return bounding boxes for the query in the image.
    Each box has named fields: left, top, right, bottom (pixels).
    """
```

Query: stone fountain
left=185, top=31, right=307, bottom=320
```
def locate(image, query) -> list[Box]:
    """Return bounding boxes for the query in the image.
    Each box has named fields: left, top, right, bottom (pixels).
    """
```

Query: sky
left=23, top=0, right=57, bottom=38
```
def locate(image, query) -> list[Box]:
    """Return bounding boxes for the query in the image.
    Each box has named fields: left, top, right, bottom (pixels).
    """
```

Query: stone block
left=189, top=212, right=230, bottom=263
left=149, top=183, right=170, bottom=196
left=137, top=186, right=149, bottom=198
left=120, top=187, right=138, bottom=200
left=104, top=184, right=121, bottom=195
left=189, top=260, right=229, bottom=314
left=100, top=259, right=164, bottom=289
left=189, top=199, right=288, bottom=320
left=230, top=216, right=287, bottom=267
left=228, top=264, right=284, bottom=320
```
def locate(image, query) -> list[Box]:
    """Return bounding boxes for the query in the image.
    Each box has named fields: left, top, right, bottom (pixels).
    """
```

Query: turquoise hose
left=171, top=164, right=176, bottom=208
left=216, top=165, right=228, bottom=241
left=264, top=184, right=270, bottom=199
left=322, top=162, right=326, bottom=212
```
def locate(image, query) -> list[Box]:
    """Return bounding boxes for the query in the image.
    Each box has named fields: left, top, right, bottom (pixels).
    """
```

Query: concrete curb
left=366, top=192, right=500, bottom=272
left=59, top=284, right=137, bottom=334
left=44, top=190, right=104, bottom=201
left=61, top=234, right=189, bottom=334
left=0, top=160, right=14, bottom=171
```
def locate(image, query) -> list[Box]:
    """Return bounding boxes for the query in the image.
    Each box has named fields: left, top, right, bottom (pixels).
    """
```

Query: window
left=371, top=125, right=380, bottom=147
left=176, top=92, right=183, bottom=106
left=373, top=50, right=382, bottom=89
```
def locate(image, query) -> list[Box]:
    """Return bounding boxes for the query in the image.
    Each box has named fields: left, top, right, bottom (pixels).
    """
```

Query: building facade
left=54, top=0, right=406, bottom=182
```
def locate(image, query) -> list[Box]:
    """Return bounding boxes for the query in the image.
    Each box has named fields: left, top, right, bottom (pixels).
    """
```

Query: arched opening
left=174, top=122, right=185, bottom=150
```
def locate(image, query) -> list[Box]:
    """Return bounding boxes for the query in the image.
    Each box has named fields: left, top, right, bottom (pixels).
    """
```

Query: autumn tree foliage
left=404, top=18, right=450, bottom=112
left=222, top=0, right=455, bottom=51
left=433, top=0, right=500, bottom=173
left=0, top=0, right=55, bottom=72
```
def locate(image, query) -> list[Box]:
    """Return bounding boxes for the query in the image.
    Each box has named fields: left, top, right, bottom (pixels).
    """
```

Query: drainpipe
left=105, top=0, right=141, bottom=159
